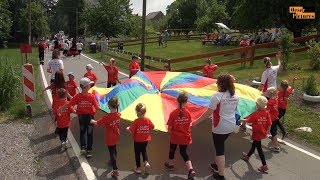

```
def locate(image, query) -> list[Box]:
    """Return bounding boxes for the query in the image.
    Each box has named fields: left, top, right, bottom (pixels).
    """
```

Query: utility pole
left=28, top=0, right=31, bottom=45
left=76, top=8, right=78, bottom=41
left=140, top=0, right=146, bottom=71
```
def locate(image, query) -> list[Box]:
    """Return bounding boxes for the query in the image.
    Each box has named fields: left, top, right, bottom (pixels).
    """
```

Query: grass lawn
left=86, top=39, right=320, bottom=148
left=0, top=48, right=47, bottom=123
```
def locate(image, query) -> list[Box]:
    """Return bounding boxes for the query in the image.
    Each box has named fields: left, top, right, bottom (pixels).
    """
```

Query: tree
left=82, top=0, right=133, bottom=38
left=0, top=0, right=12, bottom=43
left=19, top=0, right=49, bottom=40
left=196, top=0, right=229, bottom=33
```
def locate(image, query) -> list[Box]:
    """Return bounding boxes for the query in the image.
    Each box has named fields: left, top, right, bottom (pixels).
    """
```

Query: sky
left=130, top=0, right=175, bottom=15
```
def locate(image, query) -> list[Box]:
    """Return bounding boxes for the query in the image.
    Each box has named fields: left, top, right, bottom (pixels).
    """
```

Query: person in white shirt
left=62, top=40, right=69, bottom=56
left=199, top=74, right=239, bottom=180
left=76, top=41, right=84, bottom=54
left=258, top=52, right=282, bottom=97
left=47, top=49, right=64, bottom=83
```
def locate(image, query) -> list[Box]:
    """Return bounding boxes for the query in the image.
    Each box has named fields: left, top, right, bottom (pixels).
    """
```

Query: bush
left=307, top=41, right=320, bottom=70
left=303, top=75, right=319, bottom=96
left=287, top=64, right=302, bottom=70
left=0, top=58, right=21, bottom=111
left=279, top=29, right=295, bottom=71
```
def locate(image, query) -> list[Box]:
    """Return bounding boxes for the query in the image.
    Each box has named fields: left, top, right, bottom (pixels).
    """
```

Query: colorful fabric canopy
left=91, top=71, right=261, bottom=132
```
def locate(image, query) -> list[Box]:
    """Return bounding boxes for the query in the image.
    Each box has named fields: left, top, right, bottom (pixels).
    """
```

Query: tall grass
left=0, top=58, right=21, bottom=111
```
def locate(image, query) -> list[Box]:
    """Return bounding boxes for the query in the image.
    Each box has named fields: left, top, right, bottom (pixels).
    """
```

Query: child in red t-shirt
left=203, top=59, right=218, bottom=78
left=267, top=87, right=280, bottom=152
left=129, top=55, right=140, bottom=78
left=83, top=64, right=98, bottom=87
left=126, top=103, right=154, bottom=174
left=91, top=97, right=121, bottom=177
left=53, top=88, right=75, bottom=150
left=277, top=78, right=297, bottom=140
left=241, top=96, right=272, bottom=172
left=66, top=72, right=80, bottom=98
left=164, top=92, right=196, bottom=179
left=59, top=77, right=99, bottom=158
left=99, top=58, right=121, bottom=88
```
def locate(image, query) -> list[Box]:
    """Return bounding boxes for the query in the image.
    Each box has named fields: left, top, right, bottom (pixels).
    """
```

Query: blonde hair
left=267, top=87, right=277, bottom=98
left=280, top=80, right=289, bottom=89
left=135, top=103, right=146, bottom=117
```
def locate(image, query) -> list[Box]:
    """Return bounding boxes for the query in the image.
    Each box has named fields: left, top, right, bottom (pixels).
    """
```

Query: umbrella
left=92, top=71, right=261, bottom=132
left=215, top=23, right=231, bottom=31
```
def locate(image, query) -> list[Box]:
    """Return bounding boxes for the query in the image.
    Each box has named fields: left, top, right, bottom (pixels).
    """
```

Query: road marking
left=78, top=54, right=320, bottom=161
left=81, top=54, right=129, bottom=77
left=39, top=65, right=98, bottom=180
left=245, top=125, right=320, bottom=161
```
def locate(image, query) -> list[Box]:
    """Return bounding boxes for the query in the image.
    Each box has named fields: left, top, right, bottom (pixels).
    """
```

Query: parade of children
left=42, top=47, right=302, bottom=179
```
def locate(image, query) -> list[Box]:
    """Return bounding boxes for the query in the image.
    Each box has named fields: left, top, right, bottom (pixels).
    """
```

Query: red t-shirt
left=129, top=117, right=154, bottom=142
left=69, top=93, right=99, bottom=115
left=277, top=86, right=293, bottom=109
left=84, top=71, right=98, bottom=83
left=129, top=61, right=140, bottom=77
left=246, top=109, right=272, bottom=141
left=203, top=64, right=218, bottom=78
left=96, top=112, right=121, bottom=146
left=167, top=108, right=192, bottom=145
left=103, top=64, right=119, bottom=83
left=65, top=80, right=78, bottom=97
left=53, top=99, right=74, bottom=128
left=267, top=99, right=279, bottom=121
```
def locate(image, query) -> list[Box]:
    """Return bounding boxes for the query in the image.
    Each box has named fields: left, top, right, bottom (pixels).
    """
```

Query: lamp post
left=140, top=0, right=146, bottom=71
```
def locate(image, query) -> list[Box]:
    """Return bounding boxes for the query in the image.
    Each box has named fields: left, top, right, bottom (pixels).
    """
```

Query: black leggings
left=58, top=127, right=68, bottom=142
left=79, top=114, right=94, bottom=151
left=270, top=120, right=279, bottom=137
left=168, top=143, right=189, bottom=162
left=247, top=140, right=266, bottom=166
left=134, top=141, right=148, bottom=167
left=277, top=108, right=287, bottom=134
left=212, top=133, right=230, bottom=156
left=108, top=145, right=118, bottom=170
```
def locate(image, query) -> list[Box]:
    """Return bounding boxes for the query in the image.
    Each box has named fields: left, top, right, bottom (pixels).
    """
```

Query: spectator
left=224, top=33, right=233, bottom=45
left=270, top=28, right=281, bottom=42
left=76, top=40, right=84, bottom=55
left=239, top=35, right=250, bottom=67
left=158, top=32, right=163, bottom=47
left=164, top=30, right=170, bottom=47
left=38, top=40, right=45, bottom=64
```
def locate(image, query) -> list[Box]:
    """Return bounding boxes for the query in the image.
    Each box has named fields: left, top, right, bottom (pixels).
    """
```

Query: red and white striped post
left=22, top=63, right=35, bottom=116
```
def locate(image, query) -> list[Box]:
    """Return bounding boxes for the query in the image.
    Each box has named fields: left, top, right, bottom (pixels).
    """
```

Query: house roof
left=146, top=11, right=164, bottom=20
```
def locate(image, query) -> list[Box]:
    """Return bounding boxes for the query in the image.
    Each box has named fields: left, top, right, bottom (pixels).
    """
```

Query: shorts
left=270, top=120, right=279, bottom=136
left=212, top=133, right=230, bottom=156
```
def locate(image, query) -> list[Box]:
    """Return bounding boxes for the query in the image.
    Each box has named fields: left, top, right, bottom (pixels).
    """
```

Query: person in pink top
left=127, top=103, right=154, bottom=174
left=164, top=92, right=196, bottom=179
left=203, top=59, right=218, bottom=78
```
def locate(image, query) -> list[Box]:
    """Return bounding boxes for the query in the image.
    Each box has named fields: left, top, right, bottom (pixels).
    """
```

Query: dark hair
left=108, top=97, right=119, bottom=110
left=53, top=49, right=60, bottom=59
left=57, top=88, right=67, bottom=99
left=54, top=71, right=66, bottom=89
left=177, top=92, right=188, bottom=118
left=206, top=59, right=212, bottom=64
left=217, top=74, right=235, bottom=96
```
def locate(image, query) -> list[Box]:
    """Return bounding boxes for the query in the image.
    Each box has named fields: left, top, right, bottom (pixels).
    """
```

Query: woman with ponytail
left=164, top=92, right=196, bottom=179
left=199, top=74, right=239, bottom=180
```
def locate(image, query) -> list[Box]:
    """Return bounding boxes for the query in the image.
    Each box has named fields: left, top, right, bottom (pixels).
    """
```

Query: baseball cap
left=67, top=72, right=75, bottom=77
left=80, top=77, right=91, bottom=87
left=256, top=96, right=267, bottom=109
left=86, top=64, right=93, bottom=70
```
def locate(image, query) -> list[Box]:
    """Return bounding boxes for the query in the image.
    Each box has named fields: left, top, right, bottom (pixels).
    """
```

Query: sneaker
left=209, top=163, right=218, bottom=173
left=134, top=166, right=142, bottom=174
left=282, top=132, right=289, bottom=140
left=80, top=148, right=86, bottom=154
left=164, top=162, right=174, bottom=170
left=188, top=169, right=196, bottom=179
left=258, top=165, right=269, bottom=172
left=111, top=170, right=119, bottom=177
left=62, top=141, right=67, bottom=149
left=86, top=151, right=92, bottom=158
left=144, top=162, right=151, bottom=174
left=241, top=152, right=250, bottom=161
left=270, top=147, right=281, bottom=152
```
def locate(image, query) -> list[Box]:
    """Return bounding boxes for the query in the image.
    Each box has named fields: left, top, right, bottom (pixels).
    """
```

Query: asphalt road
left=43, top=52, right=320, bottom=180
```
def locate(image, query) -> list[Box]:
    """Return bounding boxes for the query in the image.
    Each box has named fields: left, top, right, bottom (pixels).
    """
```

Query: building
left=146, top=11, right=165, bottom=22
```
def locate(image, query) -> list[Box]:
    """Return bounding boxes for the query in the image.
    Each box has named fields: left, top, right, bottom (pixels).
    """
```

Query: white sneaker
left=62, top=141, right=67, bottom=149
left=144, top=162, right=151, bottom=174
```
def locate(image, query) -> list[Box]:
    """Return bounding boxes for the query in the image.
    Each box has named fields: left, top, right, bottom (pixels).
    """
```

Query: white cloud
left=130, top=0, right=175, bottom=15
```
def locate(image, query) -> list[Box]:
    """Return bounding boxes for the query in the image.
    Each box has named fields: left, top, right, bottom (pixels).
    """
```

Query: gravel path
left=0, top=121, right=37, bottom=180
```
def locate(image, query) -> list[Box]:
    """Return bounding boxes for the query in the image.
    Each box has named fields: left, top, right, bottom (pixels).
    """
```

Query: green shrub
left=279, top=29, right=295, bottom=71
left=0, top=58, right=21, bottom=111
left=303, top=75, right=319, bottom=96
left=307, top=41, right=320, bottom=70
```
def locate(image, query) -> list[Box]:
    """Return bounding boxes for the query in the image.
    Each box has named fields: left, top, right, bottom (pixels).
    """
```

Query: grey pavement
left=43, top=52, right=320, bottom=180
